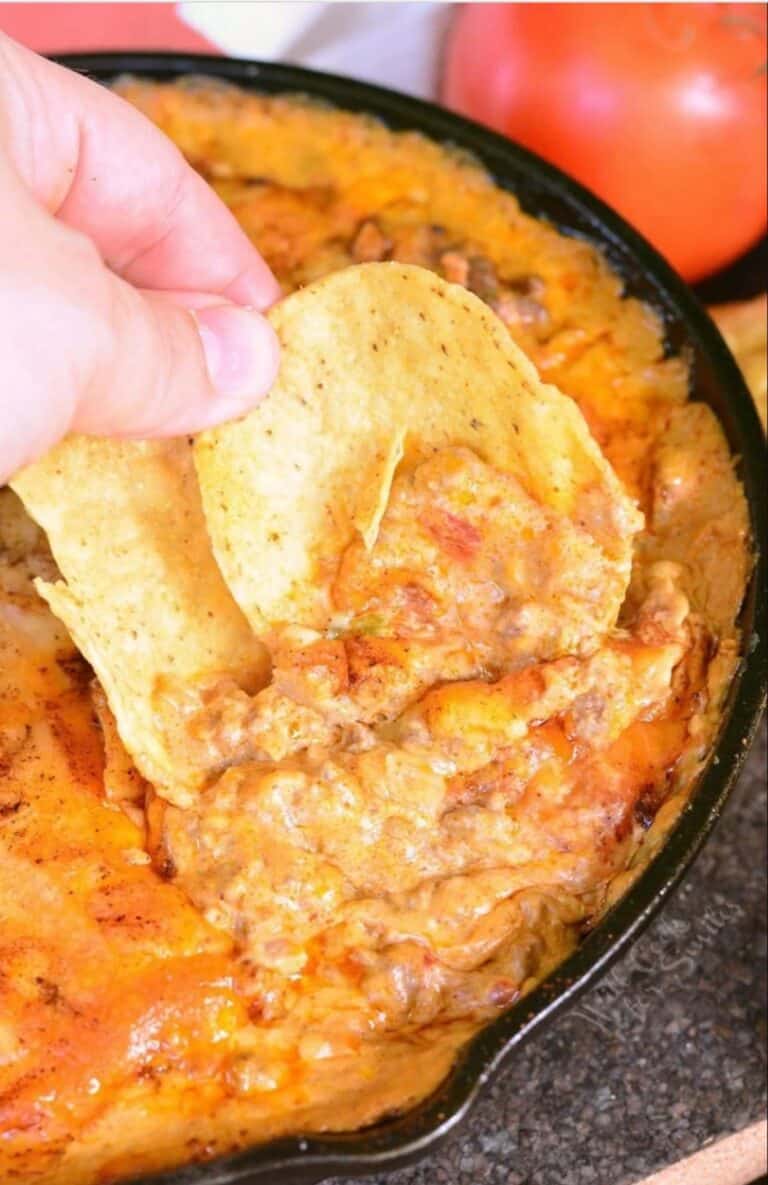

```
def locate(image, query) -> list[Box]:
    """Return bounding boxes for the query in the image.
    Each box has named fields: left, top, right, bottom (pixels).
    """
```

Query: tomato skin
left=442, top=3, right=767, bottom=282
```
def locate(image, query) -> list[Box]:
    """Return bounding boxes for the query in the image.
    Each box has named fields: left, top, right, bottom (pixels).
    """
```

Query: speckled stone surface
left=326, top=724, right=766, bottom=1185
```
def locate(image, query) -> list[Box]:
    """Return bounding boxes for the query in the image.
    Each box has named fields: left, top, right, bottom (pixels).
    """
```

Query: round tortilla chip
left=195, top=263, right=642, bottom=637
left=12, top=438, right=268, bottom=804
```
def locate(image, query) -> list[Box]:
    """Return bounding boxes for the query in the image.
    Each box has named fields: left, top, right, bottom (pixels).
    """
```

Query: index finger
left=0, top=33, right=280, bottom=309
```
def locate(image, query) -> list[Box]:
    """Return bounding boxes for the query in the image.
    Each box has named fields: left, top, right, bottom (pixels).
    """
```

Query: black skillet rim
left=51, top=52, right=767, bottom=1185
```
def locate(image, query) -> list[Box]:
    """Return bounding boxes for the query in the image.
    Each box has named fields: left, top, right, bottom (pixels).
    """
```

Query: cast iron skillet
left=55, top=52, right=767, bottom=1185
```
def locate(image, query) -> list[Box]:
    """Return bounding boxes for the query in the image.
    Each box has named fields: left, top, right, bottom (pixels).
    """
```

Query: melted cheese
left=0, top=82, right=751, bottom=1184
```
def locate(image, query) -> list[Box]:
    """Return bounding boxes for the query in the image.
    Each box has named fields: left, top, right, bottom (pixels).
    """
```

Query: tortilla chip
left=196, top=262, right=642, bottom=633
left=352, top=427, right=407, bottom=552
left=12, top=438, right=267, bottom=805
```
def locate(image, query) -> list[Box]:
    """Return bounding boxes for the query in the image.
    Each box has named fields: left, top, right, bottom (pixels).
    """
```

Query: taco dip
left=0, top=67, right=762, bottom=1185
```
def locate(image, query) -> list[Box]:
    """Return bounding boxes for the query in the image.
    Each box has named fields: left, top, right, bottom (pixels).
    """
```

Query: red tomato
left=442, top=3, right=767, bottom=281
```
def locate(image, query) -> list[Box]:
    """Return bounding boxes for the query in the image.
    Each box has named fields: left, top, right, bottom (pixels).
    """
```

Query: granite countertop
left=328, top=724, right=766, bottom=1185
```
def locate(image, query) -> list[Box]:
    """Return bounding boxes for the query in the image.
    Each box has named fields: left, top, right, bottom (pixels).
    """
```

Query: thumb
left=1, top=154, right=280, bottom=482
left=72, top=280, right=281, bottom=439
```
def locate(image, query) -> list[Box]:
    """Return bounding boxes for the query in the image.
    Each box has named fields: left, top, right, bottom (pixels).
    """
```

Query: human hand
left=0, top=33, right=281, bottom=483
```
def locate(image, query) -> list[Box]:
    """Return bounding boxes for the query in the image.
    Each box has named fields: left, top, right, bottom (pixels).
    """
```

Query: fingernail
left=194, top=304, right=280, bottom=404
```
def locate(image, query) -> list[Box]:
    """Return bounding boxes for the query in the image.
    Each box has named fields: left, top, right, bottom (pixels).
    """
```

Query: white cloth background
left=178, top=1, right=452, bottom=100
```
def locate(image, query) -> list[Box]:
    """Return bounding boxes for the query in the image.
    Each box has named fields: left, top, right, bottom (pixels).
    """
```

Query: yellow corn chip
left=196, top=263, right=641, bottom=633
left=12, top=438, right=267, bottom=804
